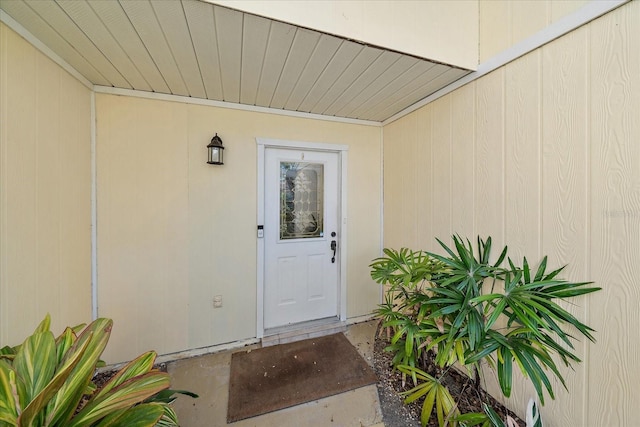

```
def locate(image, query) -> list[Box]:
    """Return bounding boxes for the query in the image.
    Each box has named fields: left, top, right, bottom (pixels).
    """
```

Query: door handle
left=330, top=240, right=337, bottom=263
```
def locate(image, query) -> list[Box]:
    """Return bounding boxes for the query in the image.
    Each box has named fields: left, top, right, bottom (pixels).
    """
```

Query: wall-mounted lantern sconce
left=207, top=133, right=225, bottom=165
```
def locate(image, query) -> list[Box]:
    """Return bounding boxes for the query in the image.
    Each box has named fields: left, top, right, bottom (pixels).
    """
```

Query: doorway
left=256, top=139, right=348, bottom=337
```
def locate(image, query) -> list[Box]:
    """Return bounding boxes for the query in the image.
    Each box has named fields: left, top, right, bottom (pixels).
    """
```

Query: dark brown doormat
left=227, top=333, right=378, bottom=423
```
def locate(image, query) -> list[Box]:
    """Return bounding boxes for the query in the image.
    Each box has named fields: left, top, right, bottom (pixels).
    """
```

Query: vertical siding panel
left=4, top=28, right=38, bottom=338
left=430, top=97, right=452, bottom=242
left=588, top=2, right=640, bottom=425
left=416, top=105, right=433, bottom=250
left=475, top=69, right=505, bottom=247
left=450, top=84, right=475, bottom=240
left=403, top=113, right=419, bottom=249
left=541, top=26, right=589, bottom=425
left=186, top=104, right=218, bottom=349
left=97, top=96, right=142, bottom=360
left=0, top=24, right=6, bottom=343
left=1, top=23, right=91, bottom=343
left=135, top=101, right=188, bottom=356
left=384, top=113, right=419, bottom=249
left=58, top=72, right=91, bottom=328
left=474, top=70, right=508, bottom=417
left=510, top=1, right=548, bottom=49
left=164, top=109, right=190, bottom=356
left=479, top=0, right=588, bottom=64
left=98, top=96, right=189, bottom=362
left=479, top=1, right=509, bottom=62
left=135, top=101, right=160, bottom=354
left=504, top=53, right=542, bottom=260
left=186, top=103, right=261, bottom=348
left=499, top=51, right=543, bottom=416
left=35, top=54, right=61, bottom=322
left=383, top=119, right=407, bottom=249
left=541, top=28, right=589, bottom=274
left=550, top=0, right=589, bottom=22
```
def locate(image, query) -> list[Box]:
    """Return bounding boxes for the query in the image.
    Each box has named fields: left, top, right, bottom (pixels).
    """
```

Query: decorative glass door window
left=279, top=162, right=324, bottom=239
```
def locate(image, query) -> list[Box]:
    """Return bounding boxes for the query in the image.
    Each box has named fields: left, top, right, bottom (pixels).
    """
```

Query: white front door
left=264, top=148, right=340, bottom=329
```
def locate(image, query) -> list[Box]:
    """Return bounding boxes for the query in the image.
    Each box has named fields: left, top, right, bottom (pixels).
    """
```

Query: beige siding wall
left=96, top=94, right=382, bottom=363
left=0, top=23, right=92, bottom=344
left=215, top=0, right=479, bottom=70
left=480, top=0, right=589, bottom=62
left=383, top=1, right=639, bottom=425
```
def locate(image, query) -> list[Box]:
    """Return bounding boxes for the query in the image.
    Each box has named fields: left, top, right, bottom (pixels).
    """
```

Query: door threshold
left=262, top=317, right=345, bottom=347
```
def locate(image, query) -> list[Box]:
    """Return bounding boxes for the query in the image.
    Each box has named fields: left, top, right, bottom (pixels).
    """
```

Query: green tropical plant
left=0, top=314, right=196, bottom=427
left=370, top=235, right=600, bottom=427
left=398, top=365, right=459, bottom=426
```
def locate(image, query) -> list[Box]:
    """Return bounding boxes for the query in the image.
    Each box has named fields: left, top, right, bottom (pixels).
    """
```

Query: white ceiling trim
left=382, top=0, right=630, bottom=126
left=93, top=86, right=382, bottom=127
left=0, top=9, right=93, bottom=89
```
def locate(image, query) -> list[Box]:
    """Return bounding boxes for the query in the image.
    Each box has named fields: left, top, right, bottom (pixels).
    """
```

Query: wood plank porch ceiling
left=1, top=0, right=471, bottom=122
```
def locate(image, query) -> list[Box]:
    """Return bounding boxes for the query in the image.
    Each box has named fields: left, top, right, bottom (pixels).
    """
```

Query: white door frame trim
left=256, top=138, right=348, bottom=338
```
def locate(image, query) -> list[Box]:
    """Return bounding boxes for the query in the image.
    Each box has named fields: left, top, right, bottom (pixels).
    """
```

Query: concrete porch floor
left=167, top=320, right=385, bottom=427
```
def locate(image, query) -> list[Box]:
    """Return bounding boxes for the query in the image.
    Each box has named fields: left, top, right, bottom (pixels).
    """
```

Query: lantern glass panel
left=208, top=146, right=223, bottom=164
left=212, top=148, right=220, bottom=163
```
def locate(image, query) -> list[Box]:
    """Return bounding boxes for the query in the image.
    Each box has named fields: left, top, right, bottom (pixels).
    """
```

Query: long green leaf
left=484, top=298, right=507, bottom=331
left=69, top=372, right=170, bottom=427
left=12, top=331, right=57, bottom=411
left=0, top=345, right=17, bottom=362
left=437, top=383, right=458, bottom=426
left=483, top=403, right=504, bottom=427
left=397, top=365, right=435, bottom=382
left=18, top=336, right=91, bottom=427
left=154, top=404, right=179, bottom=427
left=46, top=318, right=113, bottom=426
left=454, top=236, right=473, bottom=269
left=435, top=384, right=446, bottom=426
left=402, top=381, right=434, bottom=404
left=92, top=352, right=157, bottom=401
left=523, top=257, right=531, bottom=284
left=510, top=344, right=557, bottom=404
left=54, top=328, right=77, bottom=366
left=32, top=314, right=51, bottom=335
left=469, top=293, right=502, bottom=304
left=0, top=359, right=19, bottom=425
left=420, top=387, right=437, bottom=427
left=455, top=412, right=490, bottom=427
left=435, top=237, right=461, bottom=261
left=478, top=236, right=490, bottom=264
left=533, top=257, right=548, bottom=282
left=94, top=403, right=164, bottom=427
left=93, top=408, right=128, bottom=427
left=464, top=340, right=500, bottom=364
left=497, top=347, right=513, bottom=397
left=405, top=329, right=414, bottom=358
left=546, top=284, right=600, bottom=299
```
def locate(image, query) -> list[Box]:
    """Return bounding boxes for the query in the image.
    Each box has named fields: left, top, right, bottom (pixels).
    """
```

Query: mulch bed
left=372, top=321, right=524, bottom=427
